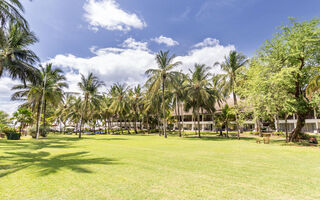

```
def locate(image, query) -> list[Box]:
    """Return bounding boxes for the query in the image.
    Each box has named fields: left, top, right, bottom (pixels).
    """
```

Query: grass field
left=0, top=134, right=320, bottom=200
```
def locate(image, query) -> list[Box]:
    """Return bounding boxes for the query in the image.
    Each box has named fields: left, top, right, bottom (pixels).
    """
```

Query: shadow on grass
left=0, top=151, right=118, bottom=177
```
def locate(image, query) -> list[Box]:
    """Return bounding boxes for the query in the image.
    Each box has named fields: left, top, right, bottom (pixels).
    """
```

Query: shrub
left=28, top=126, right=49, bottom=138
left=3, top=127, right=20, bottom=140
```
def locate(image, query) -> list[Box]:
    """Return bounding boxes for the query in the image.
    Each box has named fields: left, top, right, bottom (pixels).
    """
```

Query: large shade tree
left=256, top=18, right=320, bottom=142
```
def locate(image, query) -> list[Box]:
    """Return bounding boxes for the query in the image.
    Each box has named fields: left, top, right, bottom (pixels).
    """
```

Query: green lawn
left=0, top=134, right=320, bottom=200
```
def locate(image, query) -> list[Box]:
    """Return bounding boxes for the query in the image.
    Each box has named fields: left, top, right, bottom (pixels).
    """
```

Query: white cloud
left=176, top=38, right=235, bottom=74
left=0, top=77, right=21, bottom=115
left=49, top=38, right=156, bottom=88
left=83, top=0, right=146, bottom=31
left=151, top=35, right=179, bottom=46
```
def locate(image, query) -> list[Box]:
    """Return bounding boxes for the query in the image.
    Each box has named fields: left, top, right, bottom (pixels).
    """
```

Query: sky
left=1, top=0, right=320, bottom=114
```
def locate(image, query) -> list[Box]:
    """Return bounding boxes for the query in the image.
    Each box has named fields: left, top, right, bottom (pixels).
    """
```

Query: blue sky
left=1, top=0, right=319, bottom=114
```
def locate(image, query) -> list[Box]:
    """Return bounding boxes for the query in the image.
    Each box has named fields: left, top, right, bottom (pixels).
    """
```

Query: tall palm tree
left=11, top=64, right=67, bottom=139
left=145, top=50, right=182, bottom=138
left=216, top=50, right=248, bottom=138
left=100, top=94, right=112, bottom=134
left=78, top=73, right=104, bottom=138
left=185, top=64, right=212, bottom=138
left=128, top=85, right=142, bottom=134
left=39, top=64, right=68, bottom=134
left=171, top=73, right=187, bottom=137
left=109, top=83, right=129, bottom=134
left=0, top=22, right=39, bottom=84
left=0, top=0, right=28, bottom=28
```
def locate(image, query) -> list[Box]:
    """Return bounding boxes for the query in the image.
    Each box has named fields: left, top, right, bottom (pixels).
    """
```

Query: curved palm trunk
left=162, top=78, right=167, bottom=138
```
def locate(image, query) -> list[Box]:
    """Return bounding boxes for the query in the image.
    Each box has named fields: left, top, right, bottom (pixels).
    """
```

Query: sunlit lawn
left=0, top=134, right=319, bottom=200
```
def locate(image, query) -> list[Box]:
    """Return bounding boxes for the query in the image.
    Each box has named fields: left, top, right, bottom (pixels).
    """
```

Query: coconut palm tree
left=0, top=22, right=39, bottom=84
left=78, top=73, right=104, bottom=138
left=11, top=64, right=67, bottom=139
left=184, top=64, right=212, bottom=138
left=128, top=85, right=142, bottom=134
left=145, top=50, right=182, bottom=138
left=0, top=0, right=28, bottom=28
left=109, top=83, right=129, bottom=134
left=100, top=94, right=112, bottom=134
left=216, top=50, right=248, bottom=137
left=171, top=73, right=187, bottom=137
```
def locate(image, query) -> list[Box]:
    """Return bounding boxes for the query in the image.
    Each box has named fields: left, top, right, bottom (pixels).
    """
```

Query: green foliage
left=28, top=126, right=49, bottom=138
left=3, top=127, right=20, bottom=140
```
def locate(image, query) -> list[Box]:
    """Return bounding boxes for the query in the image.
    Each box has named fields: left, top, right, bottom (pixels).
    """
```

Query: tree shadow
left=0, top=139, right=74, bottom=151
left=0, top=151, right=118, bottom=177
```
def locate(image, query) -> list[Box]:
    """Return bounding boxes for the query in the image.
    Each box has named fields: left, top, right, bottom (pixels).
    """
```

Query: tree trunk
left=285, top=114, right=288, bottom=142
left=147, top=114, right=150, bottom=134
left=134, top=114, right=138, bottom=134
left=42, top=99, right=47, bottom=133
left=289, top=112, right=307, bottom=142
left=120, top=117, right=123, bottom=134
left=174, top=98, right=178, bottom=135
left=177, top=102, right=182, bottom=137
left=157, top=111, right=161, bottom=136
left=233, top=92, right=240, bottom=140
left=35, top=100, right=42, bottom=139
left=197, top=108, right=201, bottom=138
left=274, top=114, right=279, bottom=132
left=226, top=123, right=229, bottom=138
left=162, top=77, right=167, bottom=138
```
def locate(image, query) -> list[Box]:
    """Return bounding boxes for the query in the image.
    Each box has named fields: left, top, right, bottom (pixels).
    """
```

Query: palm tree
left=145, top=50, right=182, bottom=138
left=11, top=64, right=67, bottom=139
left=12, top=107, right=32, bottom=136
left=128, top=85, right=142, bottom=134
left=216, top=50, right=248, bottom=138
left=39, top=64, right=68, bottom=134
left=0, top=0, right=28, bottom=28
left=0, top=22, right=39, bottom=84
left=307, top=75, right=320, bottom=98
left=220, top=104, right=234, bottom=138
left=100, top=95, right=112, bottom=134
left=171, top=73, right=187, bottom=137
left=184, top=64, right=213, bottom=138
left=109, top=83, right=129, bottom=134
left=78, top=73, right=104, bottom=138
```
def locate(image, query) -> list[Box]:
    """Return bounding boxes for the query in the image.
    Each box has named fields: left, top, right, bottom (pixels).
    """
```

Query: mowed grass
left=0, top=135, right=320, bottom=200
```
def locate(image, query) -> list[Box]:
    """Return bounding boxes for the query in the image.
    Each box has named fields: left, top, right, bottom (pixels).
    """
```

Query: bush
left=3, top=127, right=20, bottom=140
left=28, top=126, right=49, bottom=138
left=273, top=131, right=284, bottom=137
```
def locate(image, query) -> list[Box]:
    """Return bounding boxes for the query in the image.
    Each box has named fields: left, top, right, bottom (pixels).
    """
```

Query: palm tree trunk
left=157, top=111, right=161, bottom=136
left=197, top=108, right=201, bottom=138
left=134, top=113, right=138, bottom=134
left=174, top=98, right=178, bottom=135
left=233, top=92, right=240, bottom=140
left=79, top=99, right=88, bottom=139
left=177, top=101, right=181, bottom=137
left=120, top=117, right=123, bottom=134
left=42, top=99, right=47, bottom=134
left=147, top=113, right=150, bottom=134
left=35, top=100, right=42, bottom=139
left=162, top=78, right=167, bottom=138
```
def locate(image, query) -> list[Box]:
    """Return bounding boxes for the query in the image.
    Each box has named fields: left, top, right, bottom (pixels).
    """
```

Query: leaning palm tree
left=0, top=22, right=39, bottom=84
left=184, top=64, right=212, bottom=138
left=145, top=50, right=182, bottom=138
left=78, top=73, right=104, bottom=138
left=215, top=50, right=248, bottom=138
left=11, top=64, right=67, bottom=139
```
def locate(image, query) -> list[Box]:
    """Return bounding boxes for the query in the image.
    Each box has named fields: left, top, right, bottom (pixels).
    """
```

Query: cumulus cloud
left=49, top=38, right=156, bottom=88
left=0, top=77, right=21, bottom=115
left=83, top=0, right=146, bottom=31
left=151, top=35, right=179, bottom=46
left=176, top=38, right=235, bottom=74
